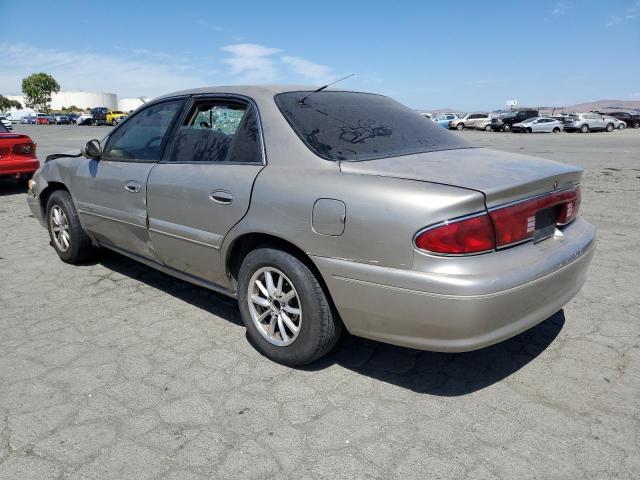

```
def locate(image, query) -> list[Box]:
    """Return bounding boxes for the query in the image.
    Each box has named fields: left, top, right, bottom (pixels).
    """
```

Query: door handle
left=210, top=189, right=233, bottom=205
left=125, top=181, right=141, bottom=193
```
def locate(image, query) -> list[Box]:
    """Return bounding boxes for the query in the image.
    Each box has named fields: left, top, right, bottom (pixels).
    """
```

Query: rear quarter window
left=275, top=91, right=470, bottom=162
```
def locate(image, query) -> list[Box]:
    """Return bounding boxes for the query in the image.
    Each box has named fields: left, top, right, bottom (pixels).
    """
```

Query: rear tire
left=606, top=123, right=614, bottom=132
left=503, top=124, right=512, bottom=132
left=484, top=124, right=492, bottom=131
left=525, top=127, right=532, bottom=133
left=552, top=127, right=561, bottom=133
left=46, top=190, right=96, bottom=264
left=580, top=124, right=589, bottom=133
left=238, top=248, right=342, bottom=366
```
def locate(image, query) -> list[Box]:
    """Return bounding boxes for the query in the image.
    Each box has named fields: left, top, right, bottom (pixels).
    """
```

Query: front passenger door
left=73, top=99, right=184, bottom=261
left=146, top=96, right=265, bottom=287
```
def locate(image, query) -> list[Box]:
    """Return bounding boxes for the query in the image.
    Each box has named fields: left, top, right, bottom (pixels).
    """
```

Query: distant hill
left=558, top=99, right=640, bottom=113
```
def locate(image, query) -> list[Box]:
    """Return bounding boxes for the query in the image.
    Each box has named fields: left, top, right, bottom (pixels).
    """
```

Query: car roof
left=153, top=84, right=358, bottom=102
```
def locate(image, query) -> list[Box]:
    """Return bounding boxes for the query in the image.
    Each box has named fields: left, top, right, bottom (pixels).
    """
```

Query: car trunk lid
left=339, top=147, right=582, bottom=208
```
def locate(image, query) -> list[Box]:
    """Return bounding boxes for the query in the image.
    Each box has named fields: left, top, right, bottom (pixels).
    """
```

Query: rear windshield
left=275, top=91, right=470, bottom=161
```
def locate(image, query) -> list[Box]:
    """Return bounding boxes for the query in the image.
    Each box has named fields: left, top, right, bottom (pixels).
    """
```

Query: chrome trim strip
left=487, top=184, right=580, bottom=212
left=77, top=209, right=146, bottom=229
left=148, top=227, right=220, bottom=250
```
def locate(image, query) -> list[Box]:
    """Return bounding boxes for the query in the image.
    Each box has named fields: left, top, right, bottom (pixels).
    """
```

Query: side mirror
left=82, top=139, right=102, bottom=159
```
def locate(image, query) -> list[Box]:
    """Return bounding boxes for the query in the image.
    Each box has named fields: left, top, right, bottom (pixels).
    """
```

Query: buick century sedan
left=27, top=86, right=595, bottom=366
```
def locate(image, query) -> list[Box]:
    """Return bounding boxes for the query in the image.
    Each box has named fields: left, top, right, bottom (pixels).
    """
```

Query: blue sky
left=1, top=0, right=639, bottom=110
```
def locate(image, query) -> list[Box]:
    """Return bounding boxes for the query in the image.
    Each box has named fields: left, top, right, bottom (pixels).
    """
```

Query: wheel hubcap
left=50, top=205, right=70, bottom=252
left=247, top=267, right=302, bottom=346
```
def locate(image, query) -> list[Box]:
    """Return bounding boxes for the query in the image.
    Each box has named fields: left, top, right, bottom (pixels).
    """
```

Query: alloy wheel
left=50, top=205, right=71, bottom=252
left=247, top=267, right=302, bottom=346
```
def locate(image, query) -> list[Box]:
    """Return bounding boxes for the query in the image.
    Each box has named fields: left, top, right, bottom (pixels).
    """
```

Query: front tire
left=618, top=123, right=625, bottom=130
left=580, top=124, right=589, bottom=133
left=484, top=124, right=492, bottom=131
left=552, top=127, right=561, bottom=133
left=238, top=248, right=342, bottom=366
left=456, top=123, right=465, bottom=130
left=46, top=190, right=96, bottom=264
left=525, top=127, right=532, bottom=133
left=502, top=124, right=512, bottom=132
left=606, top=123, right=614, bottom=132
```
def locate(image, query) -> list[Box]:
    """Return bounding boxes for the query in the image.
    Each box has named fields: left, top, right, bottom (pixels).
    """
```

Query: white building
left=119, top=97, right=153, bottom=112
left=3, top=91, right=119, bottom=111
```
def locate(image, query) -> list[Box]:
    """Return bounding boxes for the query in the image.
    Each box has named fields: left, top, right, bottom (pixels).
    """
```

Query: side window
left=103, top=100, right=182, bottom=161
left=168, top=100, right=262, bottom=164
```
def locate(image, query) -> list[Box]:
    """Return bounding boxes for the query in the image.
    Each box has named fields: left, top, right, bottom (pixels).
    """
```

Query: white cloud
left=0, top=41, right=350, bottom=97
left=196, top=19, right=223, bottom=32
left=220, top=43, right=342, bottom=85
left=606, top=0, right=640, bottom=26
left=552, top=1, right=570, bottom=16
left=220, top=43, right=282, bottom=83
left=0, top=42, right=212, bottom=97
left=280, top=55, right=336, bottom=84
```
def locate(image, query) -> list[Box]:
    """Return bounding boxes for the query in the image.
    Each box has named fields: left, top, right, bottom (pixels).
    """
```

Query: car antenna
left=297, top=73, right=355, bottom=105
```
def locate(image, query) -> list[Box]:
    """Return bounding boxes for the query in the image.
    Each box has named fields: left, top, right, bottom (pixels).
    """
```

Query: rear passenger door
left=146, top=95, right=265, bottom=286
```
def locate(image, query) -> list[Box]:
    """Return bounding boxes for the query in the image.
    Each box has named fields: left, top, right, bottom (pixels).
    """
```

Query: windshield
left=275, top=92, right=470, bottom=161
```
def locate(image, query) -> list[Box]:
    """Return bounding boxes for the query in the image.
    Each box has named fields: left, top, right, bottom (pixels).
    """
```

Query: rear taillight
left=414, top=213, right=496, bottom=255
left=12, top=143, right=35, bottom=155
left=489, top=186, right=581, bottom=248
left=414, top=186, right=581, bottom=256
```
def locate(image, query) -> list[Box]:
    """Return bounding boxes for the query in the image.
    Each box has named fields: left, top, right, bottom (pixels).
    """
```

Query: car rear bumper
left=313, top=218, right=595, bottom=352
left=0, top=157, right=39, bottom=177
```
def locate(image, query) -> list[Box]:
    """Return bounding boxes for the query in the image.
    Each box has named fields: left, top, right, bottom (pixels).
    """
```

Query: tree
left=0, top=95, right=22, bottom=111
left=21, top=73, right=60, bottom=112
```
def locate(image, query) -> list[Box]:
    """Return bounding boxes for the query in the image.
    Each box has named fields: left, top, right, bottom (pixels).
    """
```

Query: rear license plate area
left=532, top=206, right=559, bottom=244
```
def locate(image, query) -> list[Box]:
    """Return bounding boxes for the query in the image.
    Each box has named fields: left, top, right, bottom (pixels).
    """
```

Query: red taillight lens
left=415, top=213, right=496, bottom=255
left=12, top=143, right=35, bottom=155
left=489, top=187, right=581, bottom=248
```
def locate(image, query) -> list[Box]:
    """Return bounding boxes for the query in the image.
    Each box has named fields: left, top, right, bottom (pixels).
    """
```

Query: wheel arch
left=224, top=232, right=342, bottom=323
left=39, top=181, right=70, bottom=218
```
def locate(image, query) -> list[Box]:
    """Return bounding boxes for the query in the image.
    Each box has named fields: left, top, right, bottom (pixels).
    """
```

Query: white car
left=512, top=117, right=564, bottom=133
left=0, top=116, right=12, bottom=130
left=75, top=113, right=94, bottom=126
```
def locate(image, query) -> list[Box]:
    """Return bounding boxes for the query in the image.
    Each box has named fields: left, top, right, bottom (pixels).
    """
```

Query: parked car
left=0, top=121, right=39, bottom=186
left=474, top=115, right=500, bottom=131
left=512, top=117, right=564, bottom=133
left=563, top=113, right=614, bottom=133
left=0, top=116, right=12, bottom=130
left=53, top=113, right=70, bottom=125
left=602, top=115, right=626, bottom=130
left=489, top=110, right=539, bottom=132
left=67, top=113, right=80, bottom=124
left=28, top=86, right=595, bottom=366
left=432, top=113, right=458, bottom=128
left=21, top=116, right=35, bottom=124
left=75, top=113, right=94, bottom=126
left=603, top=111, right=640, bottom=129
left=448, top=112, right=490, bottom=130
left=35, top=114, right=50, bottom=125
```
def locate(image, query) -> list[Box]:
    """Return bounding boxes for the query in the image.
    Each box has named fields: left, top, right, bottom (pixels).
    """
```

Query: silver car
left=448, top=112, right=490, bottom=130
left=26, top=86, right=595, bottom=366
left=564, top=112, right=615, bottom=133
left=512, top=117, right=564, bottom=133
